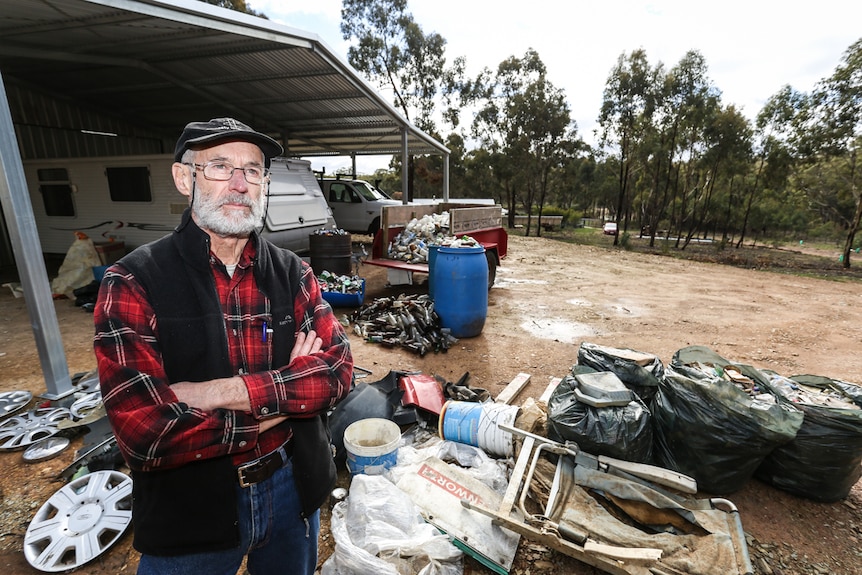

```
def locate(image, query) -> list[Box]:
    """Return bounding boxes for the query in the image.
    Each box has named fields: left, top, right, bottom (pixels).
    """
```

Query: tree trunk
left=841, top=193, right=862, bottom=268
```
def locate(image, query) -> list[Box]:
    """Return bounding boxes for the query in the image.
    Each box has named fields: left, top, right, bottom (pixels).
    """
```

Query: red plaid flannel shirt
left=94, top=240, right=352, bottom=471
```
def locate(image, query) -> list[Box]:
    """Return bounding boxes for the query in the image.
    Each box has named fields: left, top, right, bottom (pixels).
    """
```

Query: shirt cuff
left=227, top=410, right=262, bottom=453
left=241, top=372, right=280, bottom=419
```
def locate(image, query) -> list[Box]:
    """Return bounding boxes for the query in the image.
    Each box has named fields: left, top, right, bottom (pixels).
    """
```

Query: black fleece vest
left=120, top=211, right=336, bottom=556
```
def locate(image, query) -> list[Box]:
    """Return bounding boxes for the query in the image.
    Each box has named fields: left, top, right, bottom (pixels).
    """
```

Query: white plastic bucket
left=439, top=400, right=520, bottom=457
left=343, top=418, right=401, bottom=475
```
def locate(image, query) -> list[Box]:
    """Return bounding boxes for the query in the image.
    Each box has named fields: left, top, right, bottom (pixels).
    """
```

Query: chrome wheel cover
left=24, top=470, right=133, bottom=572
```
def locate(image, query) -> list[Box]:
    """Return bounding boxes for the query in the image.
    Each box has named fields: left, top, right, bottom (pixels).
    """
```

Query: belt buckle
left=237, top=459, right=262, bottom=488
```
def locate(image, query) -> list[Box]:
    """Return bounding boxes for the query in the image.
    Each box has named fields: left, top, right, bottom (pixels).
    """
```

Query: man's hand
left=291, top=329, right=322, bottom=362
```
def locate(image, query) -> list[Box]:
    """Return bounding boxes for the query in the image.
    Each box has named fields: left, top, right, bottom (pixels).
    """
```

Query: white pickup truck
left=318, top=177, right=402, bottom=235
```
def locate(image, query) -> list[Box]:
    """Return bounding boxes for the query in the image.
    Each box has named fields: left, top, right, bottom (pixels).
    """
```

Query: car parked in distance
left=603, top=222, right=618, bottom=235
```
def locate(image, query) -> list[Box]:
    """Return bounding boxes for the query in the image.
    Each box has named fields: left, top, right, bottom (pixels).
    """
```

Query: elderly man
left=94, top=118, right=352, bottom=575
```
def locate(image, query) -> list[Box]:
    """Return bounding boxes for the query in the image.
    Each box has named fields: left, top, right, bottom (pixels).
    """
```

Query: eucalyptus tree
left=201, top=0, right=267, bottom=17
left=554, top=144, right=596, bottom=213
left=598, top=49, right=660, bottom=244
left=466, top=49, right=576, bottom=234
left=341, top=0, right=453, bottom=198
left=738, top=86, right=801, bottom=247
left=680, top=104, right=752, bottom=248
left=659, top=51, right=722, bottom=248
left=798, top=39, right=862, bottom=267
left=510, top=70, right=577, bottom=236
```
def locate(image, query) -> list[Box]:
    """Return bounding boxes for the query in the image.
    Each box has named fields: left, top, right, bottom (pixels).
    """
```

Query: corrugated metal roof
left=0, top=0, right=448, bottom=160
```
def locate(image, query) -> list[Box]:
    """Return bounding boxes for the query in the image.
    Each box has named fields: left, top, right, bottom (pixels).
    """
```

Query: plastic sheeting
left=320, top=474, right=462, bottom=575
left=547, top=374, right=653, bottom=463
left=652, top=348, right=803, bottom=494
left=755, top=373, right=862, bottom=502
left=548, top=454, right=752, bottom=575
left=51, top=233, right=102, bottom=299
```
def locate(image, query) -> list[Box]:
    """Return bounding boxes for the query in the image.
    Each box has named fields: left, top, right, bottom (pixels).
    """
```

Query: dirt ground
left=0, top=233, right=860, bottom=575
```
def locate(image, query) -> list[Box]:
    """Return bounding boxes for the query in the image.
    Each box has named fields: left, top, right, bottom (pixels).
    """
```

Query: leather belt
left=236, top=440, right=293, bottom=488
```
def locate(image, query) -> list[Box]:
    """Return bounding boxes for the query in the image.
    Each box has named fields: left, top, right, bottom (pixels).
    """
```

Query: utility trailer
left=366, top=203, right=508, bottom=288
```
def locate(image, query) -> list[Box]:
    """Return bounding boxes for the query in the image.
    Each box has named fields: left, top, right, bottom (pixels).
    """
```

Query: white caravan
left=22, top=156, right=335, bottom=257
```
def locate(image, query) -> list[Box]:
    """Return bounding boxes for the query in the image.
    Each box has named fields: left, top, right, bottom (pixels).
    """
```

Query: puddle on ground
left=520, top=318, right=596, bottom=343
left=493, top=267, right=549, bottom=288
left=493, top=277, right=550, bottom=288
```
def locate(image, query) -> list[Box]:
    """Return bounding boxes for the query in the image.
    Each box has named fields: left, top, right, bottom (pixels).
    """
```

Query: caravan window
left=106, top=166, right=152, bottom=202
left=37, top=168, right=75, bottom=217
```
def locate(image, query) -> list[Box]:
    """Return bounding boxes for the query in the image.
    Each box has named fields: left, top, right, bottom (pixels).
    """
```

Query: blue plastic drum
left=427, top=244, right=440, bottom=300
left=431, top=245, right=488, bottom=337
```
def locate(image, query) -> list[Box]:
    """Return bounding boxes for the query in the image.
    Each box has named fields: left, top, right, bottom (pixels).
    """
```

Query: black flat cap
left=173, top=117, right=283, bottom=164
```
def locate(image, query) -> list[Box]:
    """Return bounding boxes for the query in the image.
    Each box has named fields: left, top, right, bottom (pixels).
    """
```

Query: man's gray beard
left=193, top=190, right=265, bottom=237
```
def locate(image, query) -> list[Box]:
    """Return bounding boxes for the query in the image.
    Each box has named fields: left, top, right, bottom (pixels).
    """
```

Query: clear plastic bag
left=321, top=474, right=462, bottom=575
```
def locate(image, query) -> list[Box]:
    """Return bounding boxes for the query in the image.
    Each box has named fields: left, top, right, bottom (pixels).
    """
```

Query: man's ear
left=172, top=162, right=192, bottom=199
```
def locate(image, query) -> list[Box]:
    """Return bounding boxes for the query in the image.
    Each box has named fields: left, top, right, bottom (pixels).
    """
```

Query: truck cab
left=319, top=177, right=402, bottom=235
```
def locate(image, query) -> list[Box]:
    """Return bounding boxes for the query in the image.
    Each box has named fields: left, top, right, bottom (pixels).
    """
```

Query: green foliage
left=530, top=205, right=582, bottom=227
left=333, top=6, right=861, bottom=261
left=619, top=231, right=632, bottom=250
left=341, top=0, right=447, bottom=131
left=200, top=0, right=267, bottom=18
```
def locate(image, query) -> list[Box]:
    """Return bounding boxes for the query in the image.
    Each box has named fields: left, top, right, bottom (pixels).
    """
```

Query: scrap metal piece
left=22, top=436, right=71, bottom=463
left=24, top=469, right=133, bottom=572
left=399, top=373, right=446, bottom=415
left=70, top=390, right=102, bottom=420
left=57, top=433, right=119, bottom=483
left=500, top=423, right=698, bottom=495
left=0, top=389, right=33, bottom=418
left=0, top=407, right=72, bottom=450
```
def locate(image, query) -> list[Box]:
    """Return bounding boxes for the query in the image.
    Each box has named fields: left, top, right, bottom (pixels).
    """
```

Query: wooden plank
left=381, top=203, right=438, bottom=229
left=497, top=377, right=561, bottom=516
left=495, top=372, right=531, bottom=405
left=583, top=541, right=662, bottom=561
left=450, top=206, right=503, bottom=235
left=539, top=376, right=562, bottom=403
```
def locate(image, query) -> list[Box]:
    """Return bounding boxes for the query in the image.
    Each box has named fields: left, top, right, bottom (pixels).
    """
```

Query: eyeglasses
left=187, top=161, right=268, bottom=185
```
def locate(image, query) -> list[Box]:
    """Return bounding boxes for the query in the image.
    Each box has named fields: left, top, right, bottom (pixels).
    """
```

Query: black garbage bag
left=653, top=360, right=803, bottom=495
left=755, top=373, right=862, bottom=502
left=73, top=280, right=100, bottom=307
left=577, top=342, right=663, bottom=405
left=547, top=373, right=653, bottom=463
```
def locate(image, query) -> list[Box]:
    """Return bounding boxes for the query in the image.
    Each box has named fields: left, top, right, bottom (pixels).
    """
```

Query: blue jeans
left=136, top=457, right=320, bottom=575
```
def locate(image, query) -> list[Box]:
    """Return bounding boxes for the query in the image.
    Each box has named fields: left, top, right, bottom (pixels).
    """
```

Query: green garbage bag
left=652, top=346, right=803, bottom=494
left=755, top=373, right=862, bottom=502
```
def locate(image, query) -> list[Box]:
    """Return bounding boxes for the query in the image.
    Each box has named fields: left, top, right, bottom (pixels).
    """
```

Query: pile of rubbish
left=350, top=294, right=458, bottom=356
left=316, top=271, right=364, bottom=295
left=552, top=342, right=862, bottom=502
left=312, top=226, right=351, bottom=237
left=325, top=369, right=755, bottom=575
left=386, top=212, right=449, bottom=263
left=385, top=212, right=482, bottom=265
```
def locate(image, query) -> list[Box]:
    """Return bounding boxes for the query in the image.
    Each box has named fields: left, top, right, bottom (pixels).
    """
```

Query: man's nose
left=229, top=168, right=249, bottom=191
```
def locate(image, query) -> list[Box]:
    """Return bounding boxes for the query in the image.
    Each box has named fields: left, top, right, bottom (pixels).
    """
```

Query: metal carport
left=0, top=0, right=449, bottom=397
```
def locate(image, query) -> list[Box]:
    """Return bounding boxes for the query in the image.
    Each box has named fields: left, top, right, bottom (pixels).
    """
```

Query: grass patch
left=525, top=226, right=862, bottom=282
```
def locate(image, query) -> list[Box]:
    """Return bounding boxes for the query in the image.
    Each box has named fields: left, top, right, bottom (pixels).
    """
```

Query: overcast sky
left=250, top=0, right=862, bottom=175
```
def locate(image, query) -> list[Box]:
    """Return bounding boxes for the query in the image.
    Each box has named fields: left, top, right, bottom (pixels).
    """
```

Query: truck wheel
left=486, top=250, right=497, bottom=290
left=367, top=217, right=380, bottom=236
